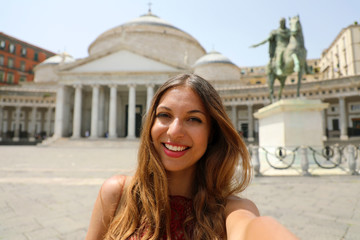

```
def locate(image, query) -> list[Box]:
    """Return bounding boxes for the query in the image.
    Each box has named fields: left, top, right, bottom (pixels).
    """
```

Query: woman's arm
left=225, top=196, right=298, bottom=240
left=85, top=175, right=126, bottom=240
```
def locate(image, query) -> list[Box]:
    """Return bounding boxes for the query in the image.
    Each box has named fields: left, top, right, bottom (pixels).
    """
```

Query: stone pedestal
left=254, top=99, right=329, bottom=148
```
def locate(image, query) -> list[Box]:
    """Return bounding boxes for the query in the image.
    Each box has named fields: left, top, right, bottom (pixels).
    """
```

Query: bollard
left=251, top=145, right=261, bottom=177
left=347, top=145, right=359, bottom=175
left=299, top=146, right=311, bottom=176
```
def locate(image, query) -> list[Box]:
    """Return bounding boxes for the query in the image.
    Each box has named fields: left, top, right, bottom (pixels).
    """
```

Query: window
left=0, top=71, right=4, bottom=81
left=0, top=40, right=5, bottom=49
left=20, top=61, right=25, bottom=72
left=332, top=119, right=339, bottom=131
left=21, top=47, right=27, bottom=57
left=352, top=118, right=360, bottom=129
left=34, top=52, right=38, bottom=61
left=8, top=58, right=14, bottom=68
left=9, top=43, right=15, bottom=53
left=350, top=103, right=360, bottom=112
left=0, top=55, right=4, bottom=65
left=19, top=76, right=26, bottom=82
left=7, top=72, right=14, bottom=83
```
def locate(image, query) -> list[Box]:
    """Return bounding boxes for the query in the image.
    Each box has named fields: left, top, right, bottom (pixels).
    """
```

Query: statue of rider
left=251, top=18, right=290, bottom=76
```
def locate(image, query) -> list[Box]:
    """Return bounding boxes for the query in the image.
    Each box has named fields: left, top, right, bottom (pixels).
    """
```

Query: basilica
left=0, top=11, right=359, bottom=144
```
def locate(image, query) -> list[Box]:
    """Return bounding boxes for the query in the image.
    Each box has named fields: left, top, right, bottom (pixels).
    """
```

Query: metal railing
left=249, top=144, right=360, bottom=176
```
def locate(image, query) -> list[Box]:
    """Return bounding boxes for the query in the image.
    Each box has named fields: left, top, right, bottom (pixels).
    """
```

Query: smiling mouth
left=163, top=143, right=189, bottom=152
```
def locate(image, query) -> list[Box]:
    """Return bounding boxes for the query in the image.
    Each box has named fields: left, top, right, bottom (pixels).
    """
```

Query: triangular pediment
left=67, top=50, right=179, bottom=73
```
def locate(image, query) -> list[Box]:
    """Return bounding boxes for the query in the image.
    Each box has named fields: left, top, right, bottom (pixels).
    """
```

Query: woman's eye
left=156, top=113, right=170, bottom=118
left=189, top=117, right=202, bottom=123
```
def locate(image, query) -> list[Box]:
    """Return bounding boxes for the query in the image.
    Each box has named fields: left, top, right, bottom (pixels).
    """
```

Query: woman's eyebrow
left=157, top=105, right=171, bottom=111
left=187, top=109, right=207, bottom=116
left=157, top=106, right=206, bottom=116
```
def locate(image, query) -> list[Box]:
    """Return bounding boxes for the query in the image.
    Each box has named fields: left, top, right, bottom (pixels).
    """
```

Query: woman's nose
left=167, top=118, right=185, bottom=138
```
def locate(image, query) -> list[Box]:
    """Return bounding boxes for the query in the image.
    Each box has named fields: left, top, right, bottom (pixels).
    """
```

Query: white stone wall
left=34, top=65, right=58, bottom=83
left=320, top=25, right=360, bottom=78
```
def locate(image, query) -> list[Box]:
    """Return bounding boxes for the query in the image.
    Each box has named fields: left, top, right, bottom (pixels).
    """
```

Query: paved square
left=1, top=141, right=359, bottom=239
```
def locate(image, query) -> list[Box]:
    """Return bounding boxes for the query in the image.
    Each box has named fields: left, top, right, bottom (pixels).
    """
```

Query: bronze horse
left=268, top=16, right=308, bottom=103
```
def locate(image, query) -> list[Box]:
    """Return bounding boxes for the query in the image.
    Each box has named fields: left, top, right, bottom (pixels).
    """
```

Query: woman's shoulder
left=100, top=175, right=130, bottom=206
left=225, top=195, right=260, bottom=217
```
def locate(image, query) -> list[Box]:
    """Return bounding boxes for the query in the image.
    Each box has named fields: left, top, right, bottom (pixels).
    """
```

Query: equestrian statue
left=251, top=16, right=309, bottom=103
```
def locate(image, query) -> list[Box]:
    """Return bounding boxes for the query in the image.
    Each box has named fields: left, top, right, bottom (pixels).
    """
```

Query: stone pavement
left=0, top=140, right=360, bottom=240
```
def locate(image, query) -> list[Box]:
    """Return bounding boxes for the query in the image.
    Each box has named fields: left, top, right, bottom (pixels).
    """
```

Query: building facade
left=0, top=32, right=55, bottom=85
left=0, top=13, right=359, bottom=144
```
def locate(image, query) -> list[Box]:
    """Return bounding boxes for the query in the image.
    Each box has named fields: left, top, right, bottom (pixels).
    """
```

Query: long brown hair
left=105, top=73, right=252, bottom=240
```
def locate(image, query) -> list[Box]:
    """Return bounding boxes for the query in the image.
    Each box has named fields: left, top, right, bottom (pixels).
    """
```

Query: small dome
left=193, top=50, right=234, bottom=67
left=193, top=51, right=240, bottom=81
left=34, top=52, right=75, bottom=83
left=40, top=52, right=75, bottom=65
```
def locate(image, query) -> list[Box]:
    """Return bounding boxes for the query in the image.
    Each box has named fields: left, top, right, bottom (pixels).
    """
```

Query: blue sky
left=2, top=0, right=359, bottom=66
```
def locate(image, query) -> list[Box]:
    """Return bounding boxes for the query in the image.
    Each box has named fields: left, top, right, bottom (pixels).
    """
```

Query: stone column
left=231, top=105, right=237, bottom=131
left=146, top=84, right=155, bottom=112
left=71, top=84, right=82, bottom=138
left=108, top=85, right=117, bottom=138
left=127, top=84, right=136, bottom=139
left=29, top=107, right=37, bottom=141
left=13, top=106, right=21, bottom=141
left=46, top=107, right=52, bottom=137
left=322, top=108, right=327, bottom=141
left=98, top=87, right=105, bottom=136
left=247, top=104, right=254, bottom=142
left=0, top=106, right=3, bottom=141
left=90, top=85, right=100, bottom=138
left=339, top=97, right=348, bottom=140
left=54, top=86, right=65, bottom=138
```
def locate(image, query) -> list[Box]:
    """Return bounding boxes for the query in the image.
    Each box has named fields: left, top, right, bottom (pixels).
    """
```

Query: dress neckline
left=169, top=195, right=192, bottom=201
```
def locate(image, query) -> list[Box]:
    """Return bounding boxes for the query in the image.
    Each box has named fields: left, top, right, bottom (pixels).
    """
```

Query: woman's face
left=151, top=86, right=211, bottom=174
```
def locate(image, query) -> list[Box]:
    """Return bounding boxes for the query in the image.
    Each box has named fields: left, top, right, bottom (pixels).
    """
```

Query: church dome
left=88, top=12, right=206, bottom=68
left=34, top=52, right=75, bottom=83
left=193, top=50, right=234, bottom=67
left=193, top=51, right=241, bottom=81
left=39, top=52, right=75, bottom=65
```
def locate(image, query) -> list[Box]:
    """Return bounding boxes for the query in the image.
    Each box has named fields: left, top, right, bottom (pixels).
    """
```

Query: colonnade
left=0, top=90, right=355, bottom=142
left=0, top=105, right=54, bottom=141
left=55, top=83, right=156, bottom=139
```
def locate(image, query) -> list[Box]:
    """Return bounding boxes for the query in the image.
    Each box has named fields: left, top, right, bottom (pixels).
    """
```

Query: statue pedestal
left=254, top=99, right=329, bottom=148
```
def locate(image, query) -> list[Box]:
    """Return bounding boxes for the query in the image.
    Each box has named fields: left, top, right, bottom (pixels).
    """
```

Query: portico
left=53, top=79, right=161, bottom=139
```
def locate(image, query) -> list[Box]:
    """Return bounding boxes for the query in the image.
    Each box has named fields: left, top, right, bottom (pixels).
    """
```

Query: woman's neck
left=167, top=167, right=196, bottom=198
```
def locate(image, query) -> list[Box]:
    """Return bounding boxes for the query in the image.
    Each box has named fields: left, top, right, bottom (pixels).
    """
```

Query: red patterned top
left=128, top=195, right=194, bottom=240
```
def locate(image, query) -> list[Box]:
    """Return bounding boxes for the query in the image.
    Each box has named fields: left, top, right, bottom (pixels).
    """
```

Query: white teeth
left=165, top=144, right=187, bottom=152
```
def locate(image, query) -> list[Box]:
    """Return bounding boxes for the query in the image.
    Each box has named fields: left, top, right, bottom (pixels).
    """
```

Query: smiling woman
left=85, top=73, right=298, bottom=240
left=151, top=86, right=211, bottom=176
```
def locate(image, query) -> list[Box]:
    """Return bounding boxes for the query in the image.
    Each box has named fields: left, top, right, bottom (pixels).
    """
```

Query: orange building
left=0, top=32, right=55, bottom=85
